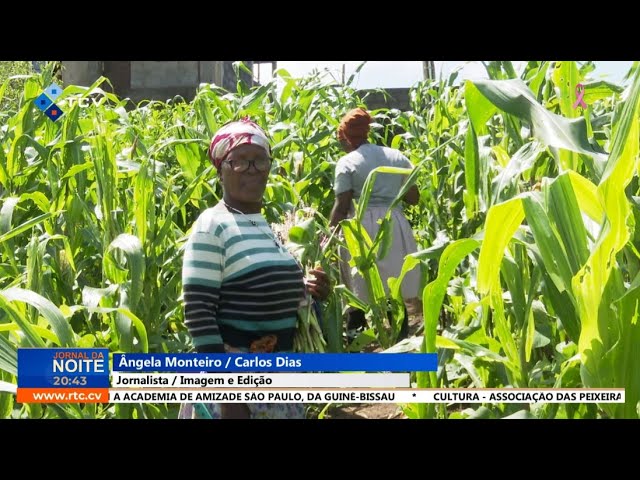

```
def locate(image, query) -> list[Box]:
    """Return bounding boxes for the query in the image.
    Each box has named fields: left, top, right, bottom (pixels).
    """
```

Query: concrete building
left=60, top=61, right=414, bottom=111
left=60, top=61, right=270, bottom=104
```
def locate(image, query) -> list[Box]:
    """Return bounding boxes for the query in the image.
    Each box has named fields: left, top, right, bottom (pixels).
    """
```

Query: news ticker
left=14, top=348, right=626, bottom=404
left=15, top=385, right=625, bottom=404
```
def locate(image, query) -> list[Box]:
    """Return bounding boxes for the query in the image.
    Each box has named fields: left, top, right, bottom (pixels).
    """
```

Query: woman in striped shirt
left=179, top=118, right=330, bottom=419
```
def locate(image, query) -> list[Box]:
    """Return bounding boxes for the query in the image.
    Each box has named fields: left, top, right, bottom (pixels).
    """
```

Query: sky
left=254, top=61, right=635, bottom=90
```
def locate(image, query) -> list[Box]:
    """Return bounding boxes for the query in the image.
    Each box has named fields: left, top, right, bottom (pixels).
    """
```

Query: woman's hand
left=306, top=266, right=331, bottom=302
left=319, top=234, right=330, bottom=250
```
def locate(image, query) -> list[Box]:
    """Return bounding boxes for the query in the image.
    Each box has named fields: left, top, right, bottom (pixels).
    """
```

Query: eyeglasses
left=222, top=157, right=272, bottom=173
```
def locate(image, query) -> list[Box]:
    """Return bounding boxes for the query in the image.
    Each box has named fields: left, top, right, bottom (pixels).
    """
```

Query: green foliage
left=0, top=61, right=36, bottom=112
left=1, top=60, right=639, bottom=419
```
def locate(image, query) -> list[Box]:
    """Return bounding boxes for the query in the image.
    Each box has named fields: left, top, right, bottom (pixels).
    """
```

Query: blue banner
left=113, top=353, right=437, bottom=372
left=18, top=348, right=110, bottom=388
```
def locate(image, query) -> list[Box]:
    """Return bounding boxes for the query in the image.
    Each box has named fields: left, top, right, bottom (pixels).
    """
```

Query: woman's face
left=219, top=144, right=271, bottom=204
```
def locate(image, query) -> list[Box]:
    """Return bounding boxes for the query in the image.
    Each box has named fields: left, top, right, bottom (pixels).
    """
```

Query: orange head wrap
left=337, top=107, right=372, bottom=149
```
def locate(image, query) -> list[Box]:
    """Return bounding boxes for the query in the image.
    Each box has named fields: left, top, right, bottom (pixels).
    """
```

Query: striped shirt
left=182, top=202, right=305, bottom=353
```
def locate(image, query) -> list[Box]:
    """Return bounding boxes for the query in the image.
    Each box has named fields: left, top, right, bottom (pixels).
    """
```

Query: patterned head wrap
left=208, top=117, right=271, bottom=169
left=337, top=107, right=372, bottom=148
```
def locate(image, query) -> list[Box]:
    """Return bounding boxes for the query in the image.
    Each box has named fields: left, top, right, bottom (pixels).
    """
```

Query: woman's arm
left=183, top=229, right=250, bottom=419
left=329, top=190, right=354, bottom=229
left=182, top=231, right=226, bottom=353
left=397, top=151, right=419, bottom=206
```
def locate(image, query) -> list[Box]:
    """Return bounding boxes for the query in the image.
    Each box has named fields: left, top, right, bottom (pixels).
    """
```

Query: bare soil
left=320, top=308, right=423, bottom=420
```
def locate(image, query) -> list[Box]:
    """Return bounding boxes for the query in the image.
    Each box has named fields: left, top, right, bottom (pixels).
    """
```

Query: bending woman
left=329, top=107, right=421, bottom=340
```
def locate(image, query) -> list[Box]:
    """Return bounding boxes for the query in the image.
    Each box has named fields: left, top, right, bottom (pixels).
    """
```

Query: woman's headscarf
left=208, top=117, right=271, bottom=169
left=337, top=107, right=372, bottom=148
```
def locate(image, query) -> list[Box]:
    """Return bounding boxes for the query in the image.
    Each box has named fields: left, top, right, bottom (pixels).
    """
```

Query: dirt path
left=323, top=403, right=407, bottom=419
left=320, top=310, right=423, bottom=420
